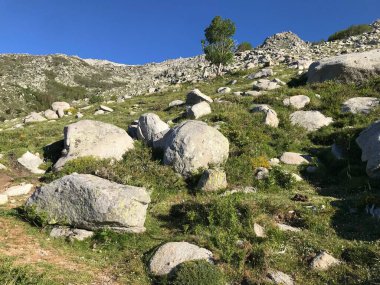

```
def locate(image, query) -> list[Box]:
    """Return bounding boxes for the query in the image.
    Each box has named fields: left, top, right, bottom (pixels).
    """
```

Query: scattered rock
left=50, top=226, right=94, bottom=241
left=23, top=112, right=47, bottom=123
left=267, top=269, right=294, bottom=285
left=254, top=167, right=269, bottom=180
left=0, top=194, right=8, bottom=205
left=221, top=186, right=257, bottom=196
left=248, top=68, right=273, bottom=79
left=291, top=173, right=303, bottom=181
left=277, top=223, right=301, bottom=232
left=197, top=168, right=227, bottom=191
left=253, top=223, right=266, bottom=238
left=53, top=120, right=134, bottom=171
left=186, top=89, right=213, bottom=105
left=94, top=110, right=105, bottom=115
left=310, top=252, right=340, bottom=270
left=168, top=100, right=185, bottom=107
left=5, top=183, right=33, bottom=197
left=217, top=87, right=231, bottom=94
left=149, top=242, right=213, bottom=276
left=186, top=101, right=212, bottom=119
left=308, top=49, right=380, bottom=83
left=290, top=111, right=333, bottom=131
left=26, top=174, right=150, bottom=232
left=251, top=104, right=279, bottom=127
left=283, top=95, right=310, bottom=109
left=269, top=158, right=280, bottom=166
left=17, top=151, right=45, bottom=174
left=252, top=79, right=281, bottom=91
left=51, top=102, right=70, bottom=112
left=0, top=163, right=7, bottom=170
left=356, top=120, right=380, bottom=178
left=244, top=90, right=262, bottom=97
left=44, top=109, right=59, bottom=120
left=280, top=152, right=309, bottom=165
left=342, top=97, right=379, bottom=114
left=57, top=108, right=65, bottom=118
left=162, top=120, right=229, bottom=176
left=99, top=105, right=113, bottom=112
left=137, top=113, right=170, bottom=146
left=76, top=112, right=83, bottom=119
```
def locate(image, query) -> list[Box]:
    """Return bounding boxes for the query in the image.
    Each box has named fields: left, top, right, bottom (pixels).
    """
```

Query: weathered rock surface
left=267, top=270, right=294, bottom=285
left=23, top=112, right=47, bottom=123
left=54, top=120, right=134, bottom=170
left=248, top=68, right=273, bottom=79
left=308, top=49, right=380, bottom=83
left=5, top=183, right=33, bottom=197
left=197, top=168, right=227, bottom=191
left=217, top=87, right=231, bottom=94
left=251, top=104, right=279, bottom=127
left=310, top=252, right=340, bottom=270
left=280, top=152, right=309, bottom=165
left=26, top=174, right=151, bottom=232
left=162, top=120, right=229, bottom=176
left=44, top=109, right=59, bottom=120
left=0, top=194, right=8, bottom=205
left=186, top=101, right=212, bottom=119
left=51, top=102, right=70, bottom=112
left=186, top=89, right=213, bottom=105
left=17, top=151, right=45, bottom=174
left=283, top=95, right=310, bottom=109
left=149, top=242, right=213, bottom=276
left=290, top=111, right=333, bottom=131
left=356, top=120, right=380, bottom=178
left=50, top=226, right=94, bottom=241
left=277, top=223, right=301, bottom=232
left=168, top=100, right=185, bottom=108
left=252, top=79, right=281, bottom=91
left=253, top=223, right=266, bottom=238
left=342, top=97, right=379, bottom=114
left=137, top=113, right=169, bottom=146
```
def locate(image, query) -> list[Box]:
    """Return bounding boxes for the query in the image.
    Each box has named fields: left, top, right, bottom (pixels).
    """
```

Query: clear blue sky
left=0, top=0, right=378, bottom=64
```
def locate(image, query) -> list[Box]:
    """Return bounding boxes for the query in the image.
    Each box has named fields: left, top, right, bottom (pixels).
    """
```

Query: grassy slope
left=0, top=66, right=379, bottom=284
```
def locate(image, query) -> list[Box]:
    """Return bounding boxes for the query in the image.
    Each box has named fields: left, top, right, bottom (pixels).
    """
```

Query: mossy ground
left=0, top=66, right=379, bottom=284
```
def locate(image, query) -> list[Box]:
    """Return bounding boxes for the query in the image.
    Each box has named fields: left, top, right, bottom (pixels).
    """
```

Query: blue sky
left=0, top=0, right=378, bottom=64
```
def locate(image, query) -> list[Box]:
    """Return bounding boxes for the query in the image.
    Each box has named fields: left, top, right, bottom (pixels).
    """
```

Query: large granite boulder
left=53, top=120, right=134, bottom=170
left=26, top=174, right=150, bottom=233
left=137, top=113, right=170, bottom=146
left=149, top=242, right=213, bottom=276
left=161, top=120, right=229, bottom=176
left=308, top=49, right=380, bottom=83
left=356, top=120, right=380, bottom=178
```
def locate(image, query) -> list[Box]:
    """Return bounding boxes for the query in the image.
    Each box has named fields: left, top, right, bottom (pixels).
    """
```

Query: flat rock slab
left=308, top=49, right=380, bottom=83
left=53, top=120, right=134, bottom=171
left=17, top=151, right=45, bottom=174
left=149, top=242, right=213, bottom=276
left=342, top=97, right=379, bottom=114
left=277, top=223, right=301, bottom=232
left=26, top=173, right=151, bottom=232
left=280, top=152, right=309, bottom=165
left=50, top=226, right=94, bottom=241
left=5, top=183, right=33, bottom=197
left=290, top=111, right=333, bottom=131
left=267, top=270, right=294, bottom=285
left=217, top=87, right=231, bottom=93
left=24, top=112, right=47, bottom=124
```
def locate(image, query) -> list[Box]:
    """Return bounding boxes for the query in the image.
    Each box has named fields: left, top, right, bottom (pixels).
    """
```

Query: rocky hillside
left=1, top=20, right=379, bottom=120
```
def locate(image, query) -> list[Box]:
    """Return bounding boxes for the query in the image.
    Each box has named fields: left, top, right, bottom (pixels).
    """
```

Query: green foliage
left=169, top=260, right=226, bottom=285
left=202, top=16, right=236, bottom=72
left=236, top=42, right=253, bottom=52
left=328, top=24, right=372, bottom=41
left=89, top=94, right=104, bottom=104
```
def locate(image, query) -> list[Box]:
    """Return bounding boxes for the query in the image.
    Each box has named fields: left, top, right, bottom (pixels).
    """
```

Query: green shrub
left=328, top=24, right=372, bottom=41
left=169, top=260, right=226, bottom=285
left=89, top=94, right=104, bottom=104
left=236, top=42, right=253, bottom=52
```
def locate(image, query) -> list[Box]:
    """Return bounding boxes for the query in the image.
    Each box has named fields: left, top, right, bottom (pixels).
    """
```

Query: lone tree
left=202, top=16, right=236, bottom=75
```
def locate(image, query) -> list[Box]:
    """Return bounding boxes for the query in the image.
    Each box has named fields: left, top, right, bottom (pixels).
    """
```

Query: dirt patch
left=0, top=217, right=119, bottom=284
left=0, top=173, right=13, bottom=191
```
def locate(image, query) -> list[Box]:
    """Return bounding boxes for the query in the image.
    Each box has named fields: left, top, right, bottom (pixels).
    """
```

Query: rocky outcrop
left=26, top=174, right=151, bottom=233
left=308, top=49, right=380, bottom=83
left=161, top=120, right=229, bottom=176
left=54, top=120, right=134, bottom=170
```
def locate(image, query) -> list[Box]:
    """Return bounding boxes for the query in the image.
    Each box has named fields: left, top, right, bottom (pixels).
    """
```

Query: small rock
left=5, top=183, right=33, bottom=197
left=0, top=163, right=7, bottom=170
left=269, top=158, right=280, bottom=166
left=277, top=223, right=301, bottom=232
left=253, top=223, right=266, bottom=238
left=244, top=90, right=262, bottom=97
left=292, top=194, right=308, bottom=202
left=280, top=152, right=309, bottom=165
left=94, top=110, right=105, bottom=115
left=76, top=112, right=83, bottom=119
left=186, top=89, right=213, bottom=105
left=248, top=68, right=273, bottom=79
left=50, top=226, right=94, bottom=241
left=44, top=109, right=59, bottom=120
left=24, top=112, right=47, bottom=123
left=283, top=95, right=310, bottom=109
left=221, top=186, right=256, bottom=196
left=168, top=100, right=185, bottom=107
left=51, top=102, right=70, bottom=112
left=310, top=252, right=340, bottom=270
left=17, top=152, right=45, bottom=174
left=290, top=111, right=333, bottom=131
left=0, top=194, right=8, bottom=205
left=342, top=97, right=379, bottom=114
left=197, top=168, right=227, bottom=191
left=254, top=167, right=269, bottom=180
left=291, top=173, right=303, bottom=181
left=186, top=101, right=212, bottom=119
left=267, top=270, right=294, bottom=285
left=253, top=79, right=280, bottom=91
left=217, top=87, right=231, bottom=94
left=99, top=105, right=113, bottom=112
left=57, top=108, right=65, bottom=118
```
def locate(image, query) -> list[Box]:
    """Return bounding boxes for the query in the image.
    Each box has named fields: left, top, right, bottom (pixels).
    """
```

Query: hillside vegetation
left=0, top=62, right=379, bottom=284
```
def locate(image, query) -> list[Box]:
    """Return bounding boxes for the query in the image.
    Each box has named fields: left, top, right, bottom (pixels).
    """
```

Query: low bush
left=328, top=24, right=372, bottom=41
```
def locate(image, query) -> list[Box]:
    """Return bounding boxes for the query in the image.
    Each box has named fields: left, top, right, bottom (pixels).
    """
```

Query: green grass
left=0, top=67, right=379, bottom=284
left=328, top=24, right=372, bottom=41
